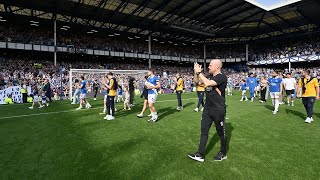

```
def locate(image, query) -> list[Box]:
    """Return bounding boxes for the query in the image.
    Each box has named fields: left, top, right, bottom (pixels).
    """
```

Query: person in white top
left=283, top=72, right=297, bottom=106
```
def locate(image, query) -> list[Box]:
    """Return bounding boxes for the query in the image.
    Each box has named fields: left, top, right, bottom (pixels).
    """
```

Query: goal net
left=69, top=69, right=148, bottom=100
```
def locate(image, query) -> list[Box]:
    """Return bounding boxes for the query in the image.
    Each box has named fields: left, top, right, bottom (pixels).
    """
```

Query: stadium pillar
left=289, top=59, right=291, bottom=71
left=203, top=44, right=206, bottom=70
left=148, top=35, right=151, bottom=68
left=54, top=20, right=57, bottom=67
left=246, top=44, right=249, bottom=61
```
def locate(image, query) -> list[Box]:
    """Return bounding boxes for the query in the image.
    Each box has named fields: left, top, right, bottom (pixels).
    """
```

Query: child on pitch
left=100, top=77, right=109, bottom=114
left=247, top=73, right=258, bottom=102
left=116, top=86, right=123, bottom=103
left=123, top=84, right=131, bottom=111
left=41, top=91, right=49, bottom=107
left=240, top=79, right=248, bottom=101
left=29, top=86, right=44, bottom=109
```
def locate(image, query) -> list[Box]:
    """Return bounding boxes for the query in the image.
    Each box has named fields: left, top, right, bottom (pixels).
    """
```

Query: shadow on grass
left=157, top=102, right=195, bottom=121
left=204, top=122, right=234, bottom=156
left=314, top=113, right=320, bottom=119
left=183, top=102, right=195, bottom=109
left=264, top=105, right=274, bottom=111
left=285, top=109, right=305, bottom=120
left=158, top=107, right=176, bottom=121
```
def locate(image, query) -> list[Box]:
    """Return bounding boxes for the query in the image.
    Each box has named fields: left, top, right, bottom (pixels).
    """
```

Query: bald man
left=188, top=60, right=228, bottom=162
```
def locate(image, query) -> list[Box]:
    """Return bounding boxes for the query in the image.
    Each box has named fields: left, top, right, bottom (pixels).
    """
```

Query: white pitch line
left=0, top=98, right=197, bottom=120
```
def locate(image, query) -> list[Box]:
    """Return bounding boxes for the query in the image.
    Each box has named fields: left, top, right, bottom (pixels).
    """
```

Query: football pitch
left=0, top=92, right=319, bottom=179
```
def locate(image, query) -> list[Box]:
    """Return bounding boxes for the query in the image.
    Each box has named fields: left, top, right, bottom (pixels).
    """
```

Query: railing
left=247, top=54, right=320, bottom=65
left=0, top=41, right=245, bottom=63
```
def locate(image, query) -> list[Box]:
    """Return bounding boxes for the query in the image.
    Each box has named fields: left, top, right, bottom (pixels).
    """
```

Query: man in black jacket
left=129, top=77, right=135, bottom=106
left=188, top=60, right=228, bottom=162
left=43, top=79, right=52, bottom=102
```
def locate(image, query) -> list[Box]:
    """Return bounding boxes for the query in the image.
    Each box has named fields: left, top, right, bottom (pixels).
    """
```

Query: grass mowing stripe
left=0, top=98, right=197, bottom=120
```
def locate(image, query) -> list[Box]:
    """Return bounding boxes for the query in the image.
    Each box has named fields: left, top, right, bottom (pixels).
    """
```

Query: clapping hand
left=194, top=62, right=203, bottom=74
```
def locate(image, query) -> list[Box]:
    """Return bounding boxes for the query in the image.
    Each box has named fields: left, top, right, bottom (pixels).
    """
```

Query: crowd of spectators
left=2, top=53, right=320, bottom=102
left=250, top=34, right=320, bottom=61
left=1, top=23, right=319, bottom=61
left=0, top=56, right=195, bottom=97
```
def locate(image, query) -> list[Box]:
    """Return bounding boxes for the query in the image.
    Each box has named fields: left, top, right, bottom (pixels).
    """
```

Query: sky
left=245, top=0, right=302, bottom=11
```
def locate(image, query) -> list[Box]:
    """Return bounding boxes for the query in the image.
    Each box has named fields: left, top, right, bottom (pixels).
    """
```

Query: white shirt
left=283, top=78, right=296, bottom=90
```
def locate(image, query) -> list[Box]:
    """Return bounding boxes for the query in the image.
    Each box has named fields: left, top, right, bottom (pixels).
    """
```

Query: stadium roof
left=0, top=0, right=319, bottom=44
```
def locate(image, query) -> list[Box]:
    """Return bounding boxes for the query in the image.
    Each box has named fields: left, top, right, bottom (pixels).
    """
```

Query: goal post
left=69, top=69, right=148, bottom=100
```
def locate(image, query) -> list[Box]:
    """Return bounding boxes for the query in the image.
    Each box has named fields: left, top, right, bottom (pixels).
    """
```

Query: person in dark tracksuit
left=93, top=79, right=99, bottom=101
left=297, top=70, right=319, bottom=123
left=43, top=79, right=52, bottom=102
left=194, top=80, right=205, bottom=112
left=188, top=60, right=228, bottom=162
left=129, top=77, right=135, bottom=106
left=137, top=76, right=149, bottom=118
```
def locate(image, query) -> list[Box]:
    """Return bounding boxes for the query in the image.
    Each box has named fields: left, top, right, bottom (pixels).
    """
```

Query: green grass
left=1, top=92, right=320, bottom=179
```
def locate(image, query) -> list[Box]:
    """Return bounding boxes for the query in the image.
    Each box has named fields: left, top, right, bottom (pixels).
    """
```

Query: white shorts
left=33, top=95, right=39, bottom=102
left=242, top=90, right=246, bottom=96
left=80, top=93, right=86, bottom=99
left=148, top=94, right=157, bottom=104
left=124, top=96, right=130, bottom=104
left=118, top=95, right=123, bottom=99
left=42, top=100, right=46, bottom=104
left=270, top=92, right=280, bottom=99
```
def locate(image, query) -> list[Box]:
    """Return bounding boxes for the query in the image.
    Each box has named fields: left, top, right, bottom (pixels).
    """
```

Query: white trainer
left=137, top=113, right=144, bottom=118
left=194, top=108, right=199, bottom=112
left=305, top=117, right=311, bottom=123
left=104, top=115, right=111, bottom=120
left=106, top=116, right=115, bottom=121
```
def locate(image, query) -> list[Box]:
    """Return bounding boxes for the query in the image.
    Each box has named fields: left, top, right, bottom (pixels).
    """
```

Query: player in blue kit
left=240, top=79, right=248, bottom=101
left=41, top=91, right=49, bottom=107
left=268, top=71, right=283, bottom=115
left=145, top=69, right=160, bottom=122
left=76, top=76, right=91, bottom=110
left=116, top=86, right=123, bottom=103
left=247, top=73, right=258, bottom=102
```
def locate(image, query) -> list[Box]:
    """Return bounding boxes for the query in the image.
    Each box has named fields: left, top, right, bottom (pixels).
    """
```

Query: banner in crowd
left=0, top=86, right=23, bottom=104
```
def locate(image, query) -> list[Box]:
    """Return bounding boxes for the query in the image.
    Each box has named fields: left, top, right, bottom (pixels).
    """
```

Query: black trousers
left=107, top=96, right=115, bottom=116
left=176, top=90, right=183, bottom=107
left=93, top=88, right=98, bottom=98
left=46, top=92, right=52, bottom=102
left=260, top=87, right=267, bottom=102
left=197, top=91, right=205, bottom=108
left=302, top=97, right=315, bottom=118
left=129, top=90, right=134, bottom=104
left=198, top=108, right=227, bottom=155
left=22, top=93, right=27, bottom=103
